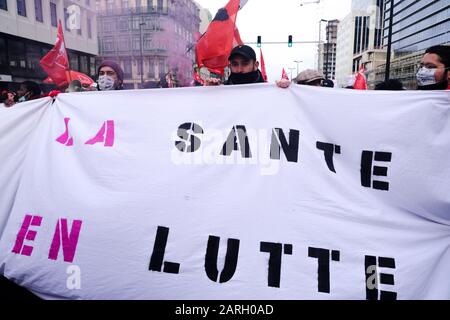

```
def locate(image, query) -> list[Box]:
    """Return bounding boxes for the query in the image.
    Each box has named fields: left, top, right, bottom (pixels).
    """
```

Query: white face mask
left=98, top=75, right=116, bottom=91
left=416, top=67, right=437, bottom=86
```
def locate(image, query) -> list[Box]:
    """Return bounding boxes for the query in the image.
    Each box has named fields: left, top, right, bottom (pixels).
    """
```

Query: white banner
left=0, top=84, right=449, bottom=300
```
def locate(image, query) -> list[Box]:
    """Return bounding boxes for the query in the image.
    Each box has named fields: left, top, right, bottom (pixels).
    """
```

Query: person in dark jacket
left=224, top=45, right=265, bottom=85
left=204, top=45, right=265, bottom=86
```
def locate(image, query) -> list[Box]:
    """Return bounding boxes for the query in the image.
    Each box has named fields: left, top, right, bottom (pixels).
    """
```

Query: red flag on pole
left=354, top=64, right=368, bottom=90
left=260, top=49, right=268, bottom=82
left=43, top=70, right=94, bottom=87
left=40, top=21, right=70, bottom=87
left=195, top=0, right=242, bottom=75
left=281, top=68, right=289, bottom=80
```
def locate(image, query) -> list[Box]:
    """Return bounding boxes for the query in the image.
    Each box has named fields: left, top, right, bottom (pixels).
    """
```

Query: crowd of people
left=1, top=45, right=448, bottom=109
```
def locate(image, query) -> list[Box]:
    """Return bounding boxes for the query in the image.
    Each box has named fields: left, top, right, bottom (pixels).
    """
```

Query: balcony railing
left=98, top=6, right=169, bottom=16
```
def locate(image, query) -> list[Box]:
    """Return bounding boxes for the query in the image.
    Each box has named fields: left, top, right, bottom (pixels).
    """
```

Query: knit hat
left=98, top=60, right=124, bottom=85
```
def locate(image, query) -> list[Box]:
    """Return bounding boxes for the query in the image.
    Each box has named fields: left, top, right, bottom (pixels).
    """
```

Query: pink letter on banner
left=11, top=215, right=43, bottom=257
left=85, top=120, right=115, bottom=147
left=56, top=117, right=74, bottom=147
left=48, top=219, right=83, bottom=263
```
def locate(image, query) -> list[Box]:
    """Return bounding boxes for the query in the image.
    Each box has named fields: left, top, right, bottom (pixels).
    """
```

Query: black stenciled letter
left=308, top=247, right=340, bottom=293
left=270, top=128, right=300, bottom=162
left=365, top=255, right=397, bottom=300
left=260, top=242, right=293, bottom=288
left=149, top=226, right=180, bottom=274
left=361, top=151, right=392, bottom=191
left=316, top=142, right=341, bottom=173
left=221, top=125, right=252, bottom=158
left=175, top=122, right=204, bottom=153
left=204, top=236, right=240, bottom=283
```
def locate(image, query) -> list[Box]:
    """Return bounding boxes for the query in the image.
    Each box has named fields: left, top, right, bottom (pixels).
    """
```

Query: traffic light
left=257, top=35, right=261, bottom=47
left=288, top=35, right=293, bottom=47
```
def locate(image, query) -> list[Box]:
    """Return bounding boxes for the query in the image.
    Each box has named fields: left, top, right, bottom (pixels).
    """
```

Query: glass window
left=70, top=53, right=79, bottom=71
left=0, top=38, right=7, bottom=67
left=64, top=7, right=70, bottom=31
left=0, top=0, right=7, bottom=11
left=106, top=0, right=114, bottom=13
left=157, top=0, right=163, bottom=13
left=80, top=56, right=88, bottom=74
left=26, top=43, right=43, bottom=73
left=89, top=57, right=95, bottom=76
left=35, top=0, right=43, bottom=22
left=50, top=2, right=57, bottom=27
left=87, top=18, right=92, bottom=39
left=8, top=40, right=26, bottom=68
left=123, top=59, right=132, bottom=78
left=17, top=0, right=27, bottom=17
left=148, top=59, right=155, bottom=78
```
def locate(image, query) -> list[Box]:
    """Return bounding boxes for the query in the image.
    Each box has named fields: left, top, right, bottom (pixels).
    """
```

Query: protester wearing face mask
left=417, top=45, right=450, bottom=91
left=204, top=45, right=265, bottom=86
left=16, top=81, right=42, bottom=102
left=224, top=45, right=265, bottom=85
left=97, top=60, right=124, bottom=91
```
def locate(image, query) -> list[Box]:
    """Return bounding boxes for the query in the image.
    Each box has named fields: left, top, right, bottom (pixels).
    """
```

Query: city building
left=374, top=0, right=450, bottom=89
left=0, top=0, right=98, bottom=91
left=335, top=0, right=386, bottom=88
left=319, top=19, right=339, bottom=80
left=96, top=0, right=200, bottom=89
left=195, top=1, right=212, bottom=34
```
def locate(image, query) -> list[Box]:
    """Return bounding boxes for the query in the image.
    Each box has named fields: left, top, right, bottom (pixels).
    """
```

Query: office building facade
left=375, top=0, right=450, bottom=89
left=96, top=0, right=200, bottom=88
left=0, top=0, right=98, bottom=90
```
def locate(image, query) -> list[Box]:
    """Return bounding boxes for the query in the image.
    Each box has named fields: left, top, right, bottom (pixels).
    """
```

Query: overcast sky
left=195, top=0, right=352, bottom=81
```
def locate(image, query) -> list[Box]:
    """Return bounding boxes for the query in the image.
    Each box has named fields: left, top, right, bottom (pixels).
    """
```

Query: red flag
left=260, top=49, right=268, bottom=82
left=354, top=65, right=367, bottom=90
left=43, top=70, right=94, bottom=87
left=195, top=0, right=242, bottom=75
left=40, top=21, right=70, bottom=87
left=281, top=68, right=289, bottom=80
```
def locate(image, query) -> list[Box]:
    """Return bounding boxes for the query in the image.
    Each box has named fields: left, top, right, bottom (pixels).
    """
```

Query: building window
left=17, top=0, right=27, bottom=17
left=89, top=57, right=95, bottom=76
left=8, top=39, right=26, bottom=68
left=102, top=38, right=115, bottom=52
left=87, top=18, right=92, bottom=39
left=50, top=2, right=57, bottom=27
left=123, top=59, right=132, bottom=78
left=0, top=0, right=7, bottom=11
left=64, top=8, right=70, bottom=31
left=70, top=53, right=79, bottom=71
left=35, top=0, right=43, bottom=22
left=80, top=56, right=88, bottom=74
left=157, top=0, right=163, bottom=12
left=148, top=59, right=155, bottom=78
left=106, top=0, right=114, bottom=13
left=0, top=38, right=7, bottom=67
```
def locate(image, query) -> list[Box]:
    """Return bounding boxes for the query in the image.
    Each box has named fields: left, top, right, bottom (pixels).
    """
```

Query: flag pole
left=59, top=20, right=72, bottom=85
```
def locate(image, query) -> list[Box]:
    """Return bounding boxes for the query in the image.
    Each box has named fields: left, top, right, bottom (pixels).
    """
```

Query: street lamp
left=385, top=0, right=394, bottom=82
left=293, top=60, right=303, bottom=77
left=300, top=0, right=320, bottom=6
left=139, top=22, right=146, bottom=88
left=288, top=67, right=296, bottom=81
left=318, top=19, right=328, bottom=72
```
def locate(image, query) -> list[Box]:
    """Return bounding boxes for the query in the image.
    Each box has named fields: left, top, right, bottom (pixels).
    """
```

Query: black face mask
left=228, top=70, right=260, bottom=85
left=418, top=80, right=448, bottom=90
